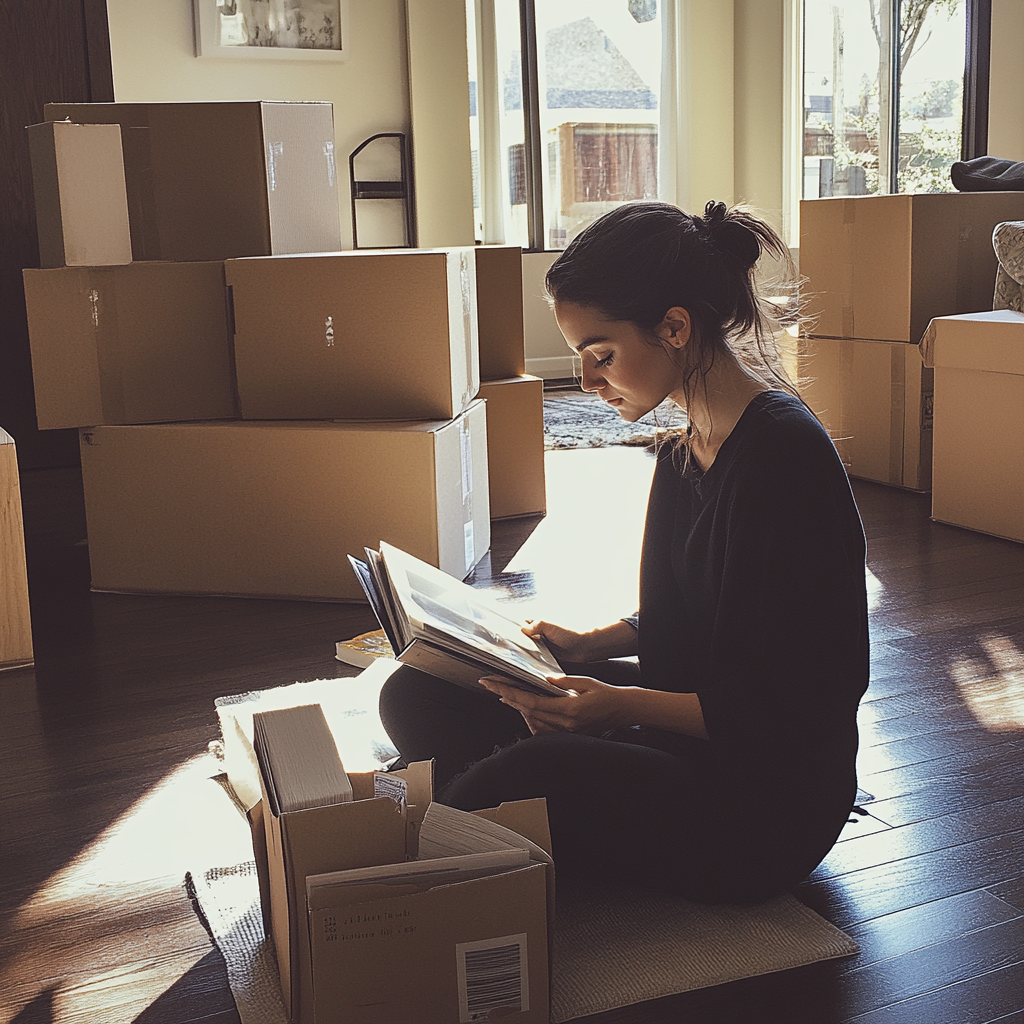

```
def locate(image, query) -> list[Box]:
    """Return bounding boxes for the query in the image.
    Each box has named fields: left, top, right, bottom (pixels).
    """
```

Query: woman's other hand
left=522, top=618, right=638, bottom=664
left=478, top=674, right=625, bottom=736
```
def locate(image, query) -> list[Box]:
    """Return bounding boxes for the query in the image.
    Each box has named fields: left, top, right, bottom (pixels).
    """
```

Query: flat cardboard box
left=800, top=192, right=1024, bottom=344
left=226, top=248, right=480, bottom=421
left=78, top=401, right=490, bottom=601
left=23, top=262, right=238, bottom=430
left=1, top=428, right=33, bottom=672
left=26, top=121, right=132, bottom=269
left=476, top=376, right=547, bottom=518
left=920, top=310, right=1024, bottom=542
left=799, top=336, right=932, bottom=491
left=252, top=760, right=435, bottom=1024
left=307, top=798, right=554, bottom=1024
left=475, top=244, right=527, bottom=380
left=43, top=101, right=342, bottom=261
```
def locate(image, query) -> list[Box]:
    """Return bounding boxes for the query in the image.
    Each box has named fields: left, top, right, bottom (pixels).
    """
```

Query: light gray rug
left=544, top=388, right=687, bottom=450
left=190, top=822, right=857, bottom=1024
left=200, top=668, right=857, bottom=1022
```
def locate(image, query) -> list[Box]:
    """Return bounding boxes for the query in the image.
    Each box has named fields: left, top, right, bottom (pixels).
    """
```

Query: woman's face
left=553, top=301, right=688, bottom=423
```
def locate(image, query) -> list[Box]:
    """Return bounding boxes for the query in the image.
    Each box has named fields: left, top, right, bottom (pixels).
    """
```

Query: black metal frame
left=518, top=0, right=545, bottom=251
left=962, top=0, right=992, bottom=161
left=348, top=132, right=416, bottom=249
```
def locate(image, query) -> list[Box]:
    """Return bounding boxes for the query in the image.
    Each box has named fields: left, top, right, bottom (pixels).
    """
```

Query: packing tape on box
left=460, top=250, right=476, bottom=410
left=460, top=417, right=475, bottom=568
left=89, top=273, right=128, bottom=424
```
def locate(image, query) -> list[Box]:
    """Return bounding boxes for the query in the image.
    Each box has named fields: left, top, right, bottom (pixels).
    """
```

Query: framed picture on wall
left=193, top=0, right=349, bottom=60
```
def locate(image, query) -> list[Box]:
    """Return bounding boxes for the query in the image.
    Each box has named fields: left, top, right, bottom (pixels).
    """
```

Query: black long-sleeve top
left=637, top=390, right=870, bottom=896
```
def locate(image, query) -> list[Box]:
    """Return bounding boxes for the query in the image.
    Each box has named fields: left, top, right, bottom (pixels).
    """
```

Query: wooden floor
left=2, top=448, right=1022, bottom=1024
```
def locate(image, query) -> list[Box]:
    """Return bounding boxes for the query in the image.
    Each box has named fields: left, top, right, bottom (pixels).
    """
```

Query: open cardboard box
left=249, top=760, right=554, bottom=1024
left=920, top=310, right=1024, bottom=542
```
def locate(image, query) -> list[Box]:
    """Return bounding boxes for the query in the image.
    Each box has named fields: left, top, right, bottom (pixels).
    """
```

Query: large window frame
left=472, top=0, right=992, bottom=252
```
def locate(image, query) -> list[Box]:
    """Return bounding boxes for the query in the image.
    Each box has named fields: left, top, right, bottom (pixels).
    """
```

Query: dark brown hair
left=545, top=201, right=799, bottom=452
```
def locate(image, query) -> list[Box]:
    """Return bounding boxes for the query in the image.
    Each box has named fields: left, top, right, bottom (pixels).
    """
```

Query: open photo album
left=348, top=542, right=567, bottom=697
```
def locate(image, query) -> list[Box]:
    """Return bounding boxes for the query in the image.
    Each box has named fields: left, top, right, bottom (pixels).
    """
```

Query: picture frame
left=192, top=0, right=349, bottom=61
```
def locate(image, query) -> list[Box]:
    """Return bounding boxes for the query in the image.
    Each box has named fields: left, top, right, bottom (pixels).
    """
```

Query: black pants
left=378, top=662, right=733, bottom=898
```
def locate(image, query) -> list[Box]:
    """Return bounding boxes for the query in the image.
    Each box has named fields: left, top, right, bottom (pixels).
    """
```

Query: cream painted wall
left=733, top=0, right=785, bottom=234
left=523, top=251, right=572, bottom=379
left=406, top=0, right=476, bottom=247
left=989, top=0, right=1024, bottom=161
left=104, top=0, right=411, bottom=248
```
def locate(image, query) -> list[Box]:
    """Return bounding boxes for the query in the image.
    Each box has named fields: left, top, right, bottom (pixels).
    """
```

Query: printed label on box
left=456, top=933, right=529, bottom=1023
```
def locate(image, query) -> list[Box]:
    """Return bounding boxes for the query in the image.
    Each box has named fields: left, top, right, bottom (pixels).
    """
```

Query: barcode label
left=456, top=933, right=528, bottom=1022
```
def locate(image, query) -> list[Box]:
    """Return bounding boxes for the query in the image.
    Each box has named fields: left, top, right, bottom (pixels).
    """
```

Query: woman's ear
left=655, top=307, right=691, bottom=350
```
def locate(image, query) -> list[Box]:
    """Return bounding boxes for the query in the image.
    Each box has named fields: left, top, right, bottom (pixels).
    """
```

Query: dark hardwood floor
left=1, top=449, right=1022, bottom=1023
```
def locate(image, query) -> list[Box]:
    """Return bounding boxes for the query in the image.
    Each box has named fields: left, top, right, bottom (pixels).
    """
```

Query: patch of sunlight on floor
left=1, top=753, right=253, bottom=1024
left=501, top=447, right=655, bottom=631
left=951, top=633, right=1024, bottom=733
left=865, top=566, right=883, bottom=613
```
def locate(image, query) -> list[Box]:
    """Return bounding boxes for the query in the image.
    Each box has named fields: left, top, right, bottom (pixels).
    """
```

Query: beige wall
left=406, top=0, right=476, bottom=247
left=105, top=0, right=411, bottom=248
left=733, top=0, right=785, bottom=235
left=989, top=0, right=1024, bottom=161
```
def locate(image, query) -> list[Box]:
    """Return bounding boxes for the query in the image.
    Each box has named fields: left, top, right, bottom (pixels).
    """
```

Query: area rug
left=198, top=665, right=858, bottom=1024
left=189, top=853, right=857, bottom=1024
left=543, top=388, right=687, bottom=450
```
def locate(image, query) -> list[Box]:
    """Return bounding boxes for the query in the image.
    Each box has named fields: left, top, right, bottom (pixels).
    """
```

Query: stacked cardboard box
left=23, top=102, right=496, bottom=601
left=1, top=428, right=33, bottom=672
left=24, top=102, right=555, bottom=1022
left=799, top=192, right=1024, bottom=490
left=920, top=310, right=1024, bottom=543
left=474, top=245, right=547, bottom=518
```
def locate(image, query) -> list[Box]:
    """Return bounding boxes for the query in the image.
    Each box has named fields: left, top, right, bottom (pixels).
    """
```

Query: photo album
left=348, top=542, right=567, bottom=697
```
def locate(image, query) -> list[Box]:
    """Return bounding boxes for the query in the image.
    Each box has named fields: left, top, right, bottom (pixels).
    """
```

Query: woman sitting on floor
left=379, top=200, right=870, bottom=904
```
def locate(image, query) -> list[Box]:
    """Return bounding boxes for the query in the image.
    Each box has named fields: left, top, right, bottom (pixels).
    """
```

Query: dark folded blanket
left=951, top=156, right=1024, bottom=192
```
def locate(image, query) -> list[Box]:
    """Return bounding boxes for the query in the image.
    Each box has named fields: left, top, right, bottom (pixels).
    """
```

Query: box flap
left=922, top=310, right=1024, bottom=374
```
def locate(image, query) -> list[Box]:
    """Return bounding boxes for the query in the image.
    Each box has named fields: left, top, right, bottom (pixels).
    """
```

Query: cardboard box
left=307, top=798, right=554, bottom=1024
left=78, top=401, right=491, bottom=601
left=43, top=101, right=342, bottom=261
left=920, top=310, right=1024, bottom=542
left=799, top=336, right=933, bottom=490
left=800, top=192, right=1024, bottom=344
left=225, top=248, right=480, bottom=421
left=1, top=428, right=33, bottom=672
left=476, top=376, right=546, bottom=518
left=23, top=261, right=238, bottom=430
left=252, top=760, right=435, bottom=1024
left=475, top=245, right=527, bottom=380
left=26, top=121, right=132, bottom=269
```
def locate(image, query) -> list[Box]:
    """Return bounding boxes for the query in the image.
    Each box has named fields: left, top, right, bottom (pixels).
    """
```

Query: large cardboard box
left=921, top=310, right=1024, bottom=542
left=26, top=121, right=132, bottom=269
left=799, top=336, right=933, bottom=491
left=23, top=262, right=238, bottom=430
left=475, top=244, right=527, bottom=380
left=43, top=101, right=342, bottom=261
left=307, top=798, right=554, bottom=1024
left=1, top=428, right=33, bottom=672
left=78, top=402, right=491, bottom=601
left=252, top=760, right=434, bottom=1024
left=800, top=192, right=1024, bottom=344
left=476, top=376, right=546, bottom=518
left=226, top=248, right=479, bottom=421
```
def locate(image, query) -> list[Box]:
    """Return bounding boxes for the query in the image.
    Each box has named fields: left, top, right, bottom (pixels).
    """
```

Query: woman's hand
left=478, top=674, right=626, bottom=736
left=522, top=618, right=638, bottom=664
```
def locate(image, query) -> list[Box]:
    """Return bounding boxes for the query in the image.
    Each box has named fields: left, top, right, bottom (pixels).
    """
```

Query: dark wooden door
left=0, top=0, right=113, bottom=469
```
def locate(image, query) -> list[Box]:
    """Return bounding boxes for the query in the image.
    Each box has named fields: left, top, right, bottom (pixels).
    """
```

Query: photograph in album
left=349, top=542, right=567, bottom=697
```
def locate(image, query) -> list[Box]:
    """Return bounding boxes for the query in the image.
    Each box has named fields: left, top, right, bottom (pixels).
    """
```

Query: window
left=469, top=0, right=664, bottom=250
left=802, top=0, right=983, bottom=198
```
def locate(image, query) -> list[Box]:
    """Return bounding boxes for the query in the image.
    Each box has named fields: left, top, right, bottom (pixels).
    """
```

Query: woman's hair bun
left=701, top=199, right=762, bottom=272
